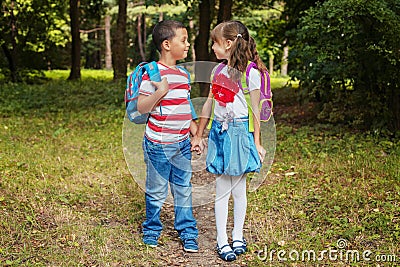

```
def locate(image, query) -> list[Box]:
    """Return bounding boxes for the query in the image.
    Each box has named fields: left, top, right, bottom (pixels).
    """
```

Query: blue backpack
left=125, top=61, right=161, bottom=124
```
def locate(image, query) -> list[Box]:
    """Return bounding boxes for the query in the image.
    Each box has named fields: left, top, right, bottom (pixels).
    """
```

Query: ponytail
left=249, top=36, right=267, bottom=72
left=229, top=35, right=251, bottom=79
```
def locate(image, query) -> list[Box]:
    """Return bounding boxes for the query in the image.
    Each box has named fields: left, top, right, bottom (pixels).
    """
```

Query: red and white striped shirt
left=139, top=62, right=193, bottom=144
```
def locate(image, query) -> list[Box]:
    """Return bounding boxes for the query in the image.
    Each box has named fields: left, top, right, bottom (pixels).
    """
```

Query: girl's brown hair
left=249, top=36, right=267, bottom=73
left=211, top=21, right=251, bottom=79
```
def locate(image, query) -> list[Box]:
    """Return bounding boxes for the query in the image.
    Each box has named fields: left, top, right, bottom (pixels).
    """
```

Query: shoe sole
left=184, top=248, right=199, bottom=253
left=233, top=247, right=246, bottom=255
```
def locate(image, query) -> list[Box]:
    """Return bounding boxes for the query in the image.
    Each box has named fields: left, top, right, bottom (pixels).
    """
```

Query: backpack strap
left=207, top=63, right=226, bottom=129
left=144, top=61, right=161, bottom=82
left=242, top=61, right=259, bottom=132
left=245, top=61, right=258, bottom=90
left=177, top=65, right=198, bottom=120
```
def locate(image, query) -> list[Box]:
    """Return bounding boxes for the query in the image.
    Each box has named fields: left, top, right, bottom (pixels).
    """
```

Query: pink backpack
left=242, top=61, right=273, bottom=122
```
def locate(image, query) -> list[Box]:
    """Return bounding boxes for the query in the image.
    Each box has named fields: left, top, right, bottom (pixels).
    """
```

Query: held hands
left=191, top=136, right=207, bottom=155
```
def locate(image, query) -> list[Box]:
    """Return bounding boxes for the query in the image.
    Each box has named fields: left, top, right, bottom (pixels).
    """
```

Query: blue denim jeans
left=142, top=136, right=198, bottom=241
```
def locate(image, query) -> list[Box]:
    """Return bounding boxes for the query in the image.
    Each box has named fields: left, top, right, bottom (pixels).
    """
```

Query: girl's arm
left=249, top=89, right=266, bottom=161
left=137, top=78, right=169, bottom=114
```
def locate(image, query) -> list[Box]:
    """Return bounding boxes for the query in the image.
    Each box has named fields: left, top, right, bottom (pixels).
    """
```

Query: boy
left=137, top=20, right=199, bottom=252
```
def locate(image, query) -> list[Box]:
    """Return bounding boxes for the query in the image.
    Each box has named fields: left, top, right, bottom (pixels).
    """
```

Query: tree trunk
left=195, top=0, right=212, bottom=96
left=3, top=0, right=18, bottom=82
left=217, top=0, right=232, bottom=23
left=137, top=14, right=146, bottom=61
left=268, top=51, right=274, bottom=76
left=390, top=87, right=400, bottom=131
left=112, top=0, right=127, bottom=81
left=105, top=15, right=112, bottom=70
left=189, top=20, right=195, bottom=61
left=1, top=44, right=17, bottom=82
left=68, top=0, right=81, bottom=80
left=281, top=40, right=288, bottom=76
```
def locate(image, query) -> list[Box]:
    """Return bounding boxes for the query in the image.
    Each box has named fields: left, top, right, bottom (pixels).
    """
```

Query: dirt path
left=152, top=203, right=248, bottom=267
left=146, top=170, right=250, bottom=266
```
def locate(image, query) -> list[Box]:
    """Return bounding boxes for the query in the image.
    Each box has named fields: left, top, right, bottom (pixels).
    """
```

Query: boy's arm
left=191, top=90, right=213, bottom=151
left=137, top=78, right=169, bottom=114
left=190, top=120, right=198, bottom=137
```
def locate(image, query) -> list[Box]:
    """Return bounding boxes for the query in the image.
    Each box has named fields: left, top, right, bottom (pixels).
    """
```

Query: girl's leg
left=231, top=174, right=247, bottom=242
left=215, top=174, right=232, bottom=252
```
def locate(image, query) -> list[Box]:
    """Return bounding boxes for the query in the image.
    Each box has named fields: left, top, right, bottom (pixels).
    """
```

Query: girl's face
left=212, top=38, right=232, bottom=60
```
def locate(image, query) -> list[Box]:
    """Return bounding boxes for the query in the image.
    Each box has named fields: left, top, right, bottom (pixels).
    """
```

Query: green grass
left=0, top=70, right=399, bottom=266
left=44, top=69, right=114, bottom=81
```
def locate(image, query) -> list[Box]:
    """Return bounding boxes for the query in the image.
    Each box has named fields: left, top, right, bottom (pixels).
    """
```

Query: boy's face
left=169, top=28, right=190, bottom=60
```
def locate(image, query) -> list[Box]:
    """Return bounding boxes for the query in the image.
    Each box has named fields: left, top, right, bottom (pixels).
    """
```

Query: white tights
left=215, top=174, right=247, bottom=251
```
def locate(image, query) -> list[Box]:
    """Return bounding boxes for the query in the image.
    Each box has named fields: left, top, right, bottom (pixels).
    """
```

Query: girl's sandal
left=232, top=239, right=247, bottom=255
left=216, top=244, right=237, bottom=262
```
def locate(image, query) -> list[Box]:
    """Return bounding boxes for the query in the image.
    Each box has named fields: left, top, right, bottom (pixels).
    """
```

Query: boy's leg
left=169, top=138, right=198, bottom=241
left=142, top=138, right=171, bottom=243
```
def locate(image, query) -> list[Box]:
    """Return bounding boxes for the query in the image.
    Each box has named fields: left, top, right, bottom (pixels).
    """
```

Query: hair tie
left=236, top=33, right=242, bottom=38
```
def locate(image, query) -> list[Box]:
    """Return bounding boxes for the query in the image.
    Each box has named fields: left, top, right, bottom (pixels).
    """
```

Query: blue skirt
left=206, top=119, right=261, bottom=176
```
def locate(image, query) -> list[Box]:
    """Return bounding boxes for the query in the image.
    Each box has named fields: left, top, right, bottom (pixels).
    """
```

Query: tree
left=194, top=0, right=213, bottom=96
left=81, top=0, right=105, bottom=69
left=68, top=0, right=81, bottom=80
left=292, top=0, right=400, bottom=130
left=0, top=0, right=69, bottom=82
left=112, top=0, right=127, bottom=81
left=217, top=0, right=232, bottom=23
left=1, top=0, right=18, bottom=82
left=104, top=14, right=112, bottom=70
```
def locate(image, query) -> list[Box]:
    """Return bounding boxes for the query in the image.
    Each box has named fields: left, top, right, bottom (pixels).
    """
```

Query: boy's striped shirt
left=139, top=62, right=193, bottom=144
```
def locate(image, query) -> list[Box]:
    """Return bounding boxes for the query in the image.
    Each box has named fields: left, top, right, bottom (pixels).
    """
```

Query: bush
left=291, top=0, right=400, bottom=131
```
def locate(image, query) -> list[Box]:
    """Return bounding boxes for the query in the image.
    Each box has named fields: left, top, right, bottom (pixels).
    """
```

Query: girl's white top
left=213, top=65, right=261, bottom=120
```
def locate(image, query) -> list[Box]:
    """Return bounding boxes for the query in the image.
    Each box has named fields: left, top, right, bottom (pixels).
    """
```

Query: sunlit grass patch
left=44, top=69, right=114, bottom=81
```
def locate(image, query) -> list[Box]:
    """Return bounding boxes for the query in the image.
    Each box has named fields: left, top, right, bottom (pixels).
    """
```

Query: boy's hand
left=151, top=77, right=169, bottom=95
left=191, top=136, right=204, bottom=155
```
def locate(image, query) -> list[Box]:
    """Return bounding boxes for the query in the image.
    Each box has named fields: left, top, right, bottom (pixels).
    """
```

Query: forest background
left=1, top=0, right=400, bottom=130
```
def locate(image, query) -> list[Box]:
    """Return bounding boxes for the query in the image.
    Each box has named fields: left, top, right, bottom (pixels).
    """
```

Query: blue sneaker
left=143, top=235, right=158, bottom=248
left=183, top=239, right=199, bottom=252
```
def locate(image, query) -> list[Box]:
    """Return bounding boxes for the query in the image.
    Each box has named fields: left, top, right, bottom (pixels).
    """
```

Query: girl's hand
left=199, top=138, right=207, bottom=152
left=257, top=144, right=266, bottom=162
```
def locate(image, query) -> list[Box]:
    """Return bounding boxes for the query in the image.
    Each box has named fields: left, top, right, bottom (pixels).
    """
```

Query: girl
left=191, top=21, right=267, bottom=261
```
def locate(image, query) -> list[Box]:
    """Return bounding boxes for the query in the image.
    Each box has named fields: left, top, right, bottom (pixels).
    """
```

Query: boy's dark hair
left=152, top=20, right=186, bottom=52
